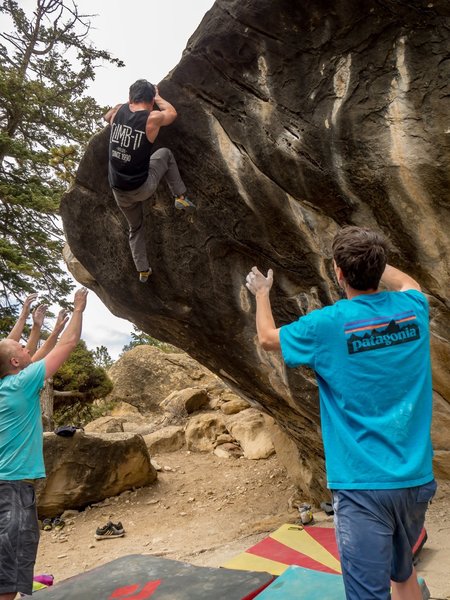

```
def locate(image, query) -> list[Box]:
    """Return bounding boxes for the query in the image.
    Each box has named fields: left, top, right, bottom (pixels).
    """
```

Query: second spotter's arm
left=7, top=292, right=38, bottom=341
left=32, top=309, right=69, bottom=363
left=26, top=304, right=47, bottom=356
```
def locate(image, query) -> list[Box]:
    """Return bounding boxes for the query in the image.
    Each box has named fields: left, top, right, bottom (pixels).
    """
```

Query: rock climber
left=104, top=79, right=195, bottom=283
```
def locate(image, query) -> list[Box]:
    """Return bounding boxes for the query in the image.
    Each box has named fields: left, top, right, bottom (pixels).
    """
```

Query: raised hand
left=20, top=292, right=39, bottom=318
left=53, top=309, right=69, bottom=336
left=245, top=267, right=274, bottom=296
left=32, top=304, right=48, bottom=328
left=73, top=287, right=88, bottom=312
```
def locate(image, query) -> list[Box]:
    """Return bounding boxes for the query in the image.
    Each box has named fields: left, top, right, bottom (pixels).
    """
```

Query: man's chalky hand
left=245, top=267, right=274, bottom=296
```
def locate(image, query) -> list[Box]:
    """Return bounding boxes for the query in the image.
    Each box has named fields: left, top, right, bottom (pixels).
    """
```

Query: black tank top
left=108, top=104, right=153, bottom=190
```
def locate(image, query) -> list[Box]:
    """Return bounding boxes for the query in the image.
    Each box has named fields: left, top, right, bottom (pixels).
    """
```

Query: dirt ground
left=36, top=450, right=450, bottom=599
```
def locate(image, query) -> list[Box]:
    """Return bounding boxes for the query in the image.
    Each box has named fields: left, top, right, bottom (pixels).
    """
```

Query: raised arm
left=246, top=267, right=281, bottom=351
left=32, top=309, right=69, bottom=362
left=145, top=88, right=177, bottom=142
left=380, top=264, right=421, bottom=292
left=43, top=289, right=88, bottom=379
left=103, top=103, right=123, bottom=124
left=7, top=292, right=38, bottom=341
left=26, top=304, right=47, bottom=356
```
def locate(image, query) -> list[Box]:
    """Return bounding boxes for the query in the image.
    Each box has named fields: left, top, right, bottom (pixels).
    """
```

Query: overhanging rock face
left=61, top=0, right=450, bottom=501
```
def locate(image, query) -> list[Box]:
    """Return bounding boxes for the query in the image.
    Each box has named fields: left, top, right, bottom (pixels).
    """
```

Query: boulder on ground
left=36, top=431, right=156, bottom=517
left=214, top=443, right=244, bottom=459
left=185, top=413, right=227, bottom=452
left=226, top=409, right=275, bottom=460
left=106, top=346, right=220, bottom=413
left=61, top=0, right=450, bottom=500
left=220, top=397, right=251, bottom=415
left=143, top=426, right=185, bottom=454
left=110, top=401, right=142, bottom=417
left=160, top=388, right=209, bottom=415
left=84, top=416, right=124, bottom=433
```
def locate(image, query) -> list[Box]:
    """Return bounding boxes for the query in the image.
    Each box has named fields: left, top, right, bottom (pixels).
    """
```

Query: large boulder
left=36, top=431, right=156, bottom=517
left=106, top=345, right=221, bottom=413
left=185, top=413, right=227, bottom=452
left=143, top=426, right=185, bottom=454
left=61, top=0, right=450, bottom=500
left=226, top=409, right=276, bottom=460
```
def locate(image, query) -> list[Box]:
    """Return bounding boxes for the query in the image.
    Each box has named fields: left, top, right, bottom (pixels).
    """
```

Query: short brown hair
left=129, top=79, right=156, bottom=103
left=332, top=226, right=388, bottom=291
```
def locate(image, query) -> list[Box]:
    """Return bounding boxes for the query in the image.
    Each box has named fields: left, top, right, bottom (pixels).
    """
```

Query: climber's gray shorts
left=0, top=480, right=40, bottom=596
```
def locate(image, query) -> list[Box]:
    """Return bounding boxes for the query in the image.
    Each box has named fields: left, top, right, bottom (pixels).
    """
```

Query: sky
left=8, top=0, right=215, bottom=358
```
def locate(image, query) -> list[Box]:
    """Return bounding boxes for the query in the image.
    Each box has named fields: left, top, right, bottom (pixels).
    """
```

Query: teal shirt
left=279, top=290, right=434, bottom=489
left=0, top=360, right=46, bottom=479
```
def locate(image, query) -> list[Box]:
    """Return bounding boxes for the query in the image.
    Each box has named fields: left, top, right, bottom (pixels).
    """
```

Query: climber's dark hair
left=129, top=79, right=156, bottom=103
left=332, top=226, right=388, bottom=291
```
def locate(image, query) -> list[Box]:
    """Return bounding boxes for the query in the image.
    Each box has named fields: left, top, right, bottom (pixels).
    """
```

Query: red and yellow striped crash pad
left=222, top=524, right=341, bottom=576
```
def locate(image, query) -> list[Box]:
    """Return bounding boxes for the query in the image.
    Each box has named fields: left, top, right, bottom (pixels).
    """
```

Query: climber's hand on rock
left=246, top=267, right=273, bottom=296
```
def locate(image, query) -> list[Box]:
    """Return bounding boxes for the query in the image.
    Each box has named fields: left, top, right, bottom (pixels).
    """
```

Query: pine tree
left=93, top=344, right=113, bottom=369
left=0, top=0, right=123, bottom=334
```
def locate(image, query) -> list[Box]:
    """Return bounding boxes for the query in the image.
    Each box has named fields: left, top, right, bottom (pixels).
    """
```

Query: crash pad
left=35, top=554, right=274, bottom=599
left=222, top=523, right=427, bottom=577
left=222, top=524, right=341, bottom=576
left=255, top=566, right=431, bottom=600
left=255, top=565, right=345, bottom=599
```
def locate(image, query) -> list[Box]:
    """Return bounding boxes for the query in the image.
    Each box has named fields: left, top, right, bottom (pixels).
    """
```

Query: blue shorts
left=332, top=480, right=436, bottom=600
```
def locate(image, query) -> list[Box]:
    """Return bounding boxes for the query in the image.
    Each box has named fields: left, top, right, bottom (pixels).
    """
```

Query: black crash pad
left=36, top=554, right=274, bottom=599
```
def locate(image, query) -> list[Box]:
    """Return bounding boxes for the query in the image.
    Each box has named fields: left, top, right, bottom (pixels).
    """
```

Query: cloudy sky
left=10, top=0, right=215, bottom=358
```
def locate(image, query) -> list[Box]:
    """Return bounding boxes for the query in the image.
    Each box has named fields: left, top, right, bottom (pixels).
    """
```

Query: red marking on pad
left=109, top=579, right=162, bottom=599
left=249, top=537, right=340, bottom=574
left=240, top=577, right=274, bottom=600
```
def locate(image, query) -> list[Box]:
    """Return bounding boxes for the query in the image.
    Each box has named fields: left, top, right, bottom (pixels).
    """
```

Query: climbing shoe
left=53, top=517, right=65, bottom=531
left=139, top=268, right=152, bottom=283
left=95, top=521, right=125, bottom=540
left=174, top=195, right=196, bottom=212
left=42, top=518, right=52, bottom=531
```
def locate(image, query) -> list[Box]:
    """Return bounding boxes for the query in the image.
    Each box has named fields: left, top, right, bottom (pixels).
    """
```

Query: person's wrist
left=255, top=289, right=270, bottom=298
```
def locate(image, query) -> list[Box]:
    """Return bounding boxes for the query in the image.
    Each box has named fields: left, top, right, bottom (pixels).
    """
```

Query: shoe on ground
left=113, top=521, right=124, bottom=533
left=42, top=518, right=52, bottom=531
left=95, top=521, right=125, bottom=540
left=53, top=517, right=65, bottom=531
left=174, top=195, right=196, bottom=212
left=139, top=268, right=152, bottom=283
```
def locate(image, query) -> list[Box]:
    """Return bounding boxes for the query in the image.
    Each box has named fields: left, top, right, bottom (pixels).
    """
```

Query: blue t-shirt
left=0, top=360, right=46, bottom=479
left=279, top=290, right=433, bottom=490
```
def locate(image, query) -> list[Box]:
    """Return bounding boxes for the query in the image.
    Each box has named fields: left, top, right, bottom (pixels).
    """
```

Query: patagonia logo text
left=345, top=312, right=420, bottom=355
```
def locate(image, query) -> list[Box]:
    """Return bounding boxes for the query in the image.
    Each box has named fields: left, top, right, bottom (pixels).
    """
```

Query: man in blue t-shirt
left=0, top=288, right=88, bottom=600
left=245, top=226, right=435, bottom=600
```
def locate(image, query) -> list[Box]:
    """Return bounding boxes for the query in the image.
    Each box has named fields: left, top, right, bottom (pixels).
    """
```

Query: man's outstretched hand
left=53, top=309, right=69, bottom=336
left=32, top=304, right=48, bottom=328
left=246, top=267, right=274, bottom=296
left=21, top=292, right=39, bottom=318
left=73, top=288, right=88, bottom=312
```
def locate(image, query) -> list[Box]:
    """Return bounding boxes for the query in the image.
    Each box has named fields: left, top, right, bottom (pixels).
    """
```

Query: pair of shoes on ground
left=42, top=517, right=64, bottom=531
left=95, top=520, right=125, bottom=540
left=174, top=194, right=195, bottom=212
